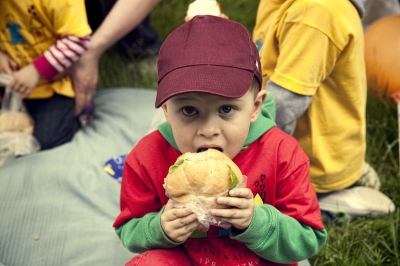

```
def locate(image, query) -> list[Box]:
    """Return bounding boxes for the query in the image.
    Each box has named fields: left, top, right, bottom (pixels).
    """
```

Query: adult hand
left=70, top=51, right=100, bottom=116
left=210, top=188, right=255, bottom=230
left=10, top=64, right=40, bottom=98
left=161, top=200, right=201, bottom=242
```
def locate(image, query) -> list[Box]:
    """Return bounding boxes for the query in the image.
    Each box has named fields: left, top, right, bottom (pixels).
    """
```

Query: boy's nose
left=197, top=119, right=221, bottom=138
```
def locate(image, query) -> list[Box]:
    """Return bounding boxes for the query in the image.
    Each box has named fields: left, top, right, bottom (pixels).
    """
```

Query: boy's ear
left=161, top=103, right=171, bottom=124
left=250, top=89, right=267, bottom=123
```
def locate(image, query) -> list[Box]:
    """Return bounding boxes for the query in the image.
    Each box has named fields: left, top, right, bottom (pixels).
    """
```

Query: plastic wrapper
left=0, top=74, right=40, bottom=167
left=164, top=175, right=247, bottom=231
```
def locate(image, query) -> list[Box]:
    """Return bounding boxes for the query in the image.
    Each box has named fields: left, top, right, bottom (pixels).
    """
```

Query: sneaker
left=354, top=161, right=381, bottom=190
left=318, top=186, right=396, bottom=221
left=298, top=259, right=311, bottom=266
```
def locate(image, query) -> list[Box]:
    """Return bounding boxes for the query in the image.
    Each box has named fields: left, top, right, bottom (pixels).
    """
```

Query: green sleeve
left=115, top=208, right=181, bottom=253
left=231, top=205, right=327, bottom=263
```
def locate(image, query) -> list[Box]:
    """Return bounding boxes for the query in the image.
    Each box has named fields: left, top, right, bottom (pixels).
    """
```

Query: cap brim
left=156, top=65, right=254, bottom=108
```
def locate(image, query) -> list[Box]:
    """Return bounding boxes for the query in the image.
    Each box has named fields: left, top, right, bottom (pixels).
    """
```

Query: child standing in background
left=0, top=0, right=92, bottom=150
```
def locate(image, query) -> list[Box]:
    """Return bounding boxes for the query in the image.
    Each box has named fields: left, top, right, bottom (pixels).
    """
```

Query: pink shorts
left=126, top=247, right=192, bottom=266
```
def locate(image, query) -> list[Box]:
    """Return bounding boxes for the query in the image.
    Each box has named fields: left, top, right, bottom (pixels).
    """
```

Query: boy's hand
left=161, top=199, right=201, bottom=242
left=0, top=51, right=18, bottom=75
left=10, top=64, right=41, bottom=98
left=210, top=188, right=255, bottom=230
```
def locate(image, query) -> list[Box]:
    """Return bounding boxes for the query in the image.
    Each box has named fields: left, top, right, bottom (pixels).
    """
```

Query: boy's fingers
left=164, top=204, right=194, bottom=220
left=229, top=188, right=253, bottom=198
left=21, top=89, right=31, bottom=98
left=177, top=213, right=197, bottom=226
left=1, top=68, right=13, bottom=75
left=177, top=219, right=200, bottom=234
left=167, top=217, right=200, bottom=242
left=16, top=84, right=26, bottom=95
left=11, top=82, right=22, bottom=93
left=217, top=196, right=253, bottom=209
left=164, top=199, right=175, bottom=211
left=9, top=60, right=18, bottom=71
left=211, top=208, right=239, bottom=218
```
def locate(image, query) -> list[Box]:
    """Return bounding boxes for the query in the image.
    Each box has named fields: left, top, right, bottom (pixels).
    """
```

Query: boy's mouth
left=197, top=147, right=222, bottom=153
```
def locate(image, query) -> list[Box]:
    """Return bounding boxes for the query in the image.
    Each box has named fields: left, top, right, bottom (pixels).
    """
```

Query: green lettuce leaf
left=228, top=165, right=239, bottom=189
left=168, top=158, right=184, bottom=174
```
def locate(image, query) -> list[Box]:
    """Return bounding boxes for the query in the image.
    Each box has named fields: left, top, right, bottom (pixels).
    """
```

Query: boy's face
left=162, top=89, right=266, bottom=159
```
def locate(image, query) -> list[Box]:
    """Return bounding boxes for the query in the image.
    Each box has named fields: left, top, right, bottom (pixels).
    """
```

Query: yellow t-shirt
left=0, top=0, right=92, bottom=99
left=253, top=0, right=367, bottom=193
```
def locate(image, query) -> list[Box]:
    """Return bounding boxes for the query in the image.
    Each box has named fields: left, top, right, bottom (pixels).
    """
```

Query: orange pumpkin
left=364, top=15, right=400, bottom=103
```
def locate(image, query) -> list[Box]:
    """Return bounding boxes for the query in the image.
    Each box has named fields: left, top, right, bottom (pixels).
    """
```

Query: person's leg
left=354, top=161, right=381, bottom=190
left=24, top=94, right=81, bottom=150
left=126, top=247, right=192, bottom=266
left=317, top=160, right=396, bottom=223
left=318, top=188, right=395, bottom=222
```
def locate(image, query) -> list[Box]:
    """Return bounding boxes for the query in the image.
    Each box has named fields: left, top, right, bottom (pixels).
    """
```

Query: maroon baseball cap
left=155, top=15, right=262, bottom=108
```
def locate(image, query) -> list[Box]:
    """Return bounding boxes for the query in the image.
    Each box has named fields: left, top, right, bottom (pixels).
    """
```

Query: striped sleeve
left=33, top=35, right=91, bottom=81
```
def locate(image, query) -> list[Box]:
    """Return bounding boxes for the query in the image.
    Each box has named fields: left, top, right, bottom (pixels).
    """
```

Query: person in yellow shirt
left=0, top=0, right=92, bottom=150
left=253, top=0, right=395, bottom=220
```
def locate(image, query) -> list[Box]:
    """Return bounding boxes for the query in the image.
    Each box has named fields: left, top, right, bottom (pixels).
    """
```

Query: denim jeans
left=24, top=94, right=80, bottom=150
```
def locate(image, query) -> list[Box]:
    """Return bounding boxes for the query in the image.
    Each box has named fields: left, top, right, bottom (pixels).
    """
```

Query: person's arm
left=115, top=208, right=181, bottom=253
left=263, top=8, right=342, bottom=134
left=232, top=204, right=327, bottom=263
left=8, top=35, right=90, bottom=98
left=266, top=80, right=312, bottom=135
left=33, top=35, right=90, bottom=81
left=88, top=0, right=161, bottom=57
left=232, top=137, right=327, bottom=263
left=70, top=0, right=161, bottom=115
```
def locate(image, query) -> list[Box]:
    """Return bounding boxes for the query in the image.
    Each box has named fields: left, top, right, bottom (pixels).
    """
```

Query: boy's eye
left=182, top=106, right=198, bottom=116
left=219, top=106, right=235, bottom=115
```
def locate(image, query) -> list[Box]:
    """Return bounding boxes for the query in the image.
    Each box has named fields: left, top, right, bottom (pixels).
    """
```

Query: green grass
left=98, top=2, right=400, bottom=265
left=97, top=50, right=158, bottom=90
left=150, top=0, right=259, bottom=41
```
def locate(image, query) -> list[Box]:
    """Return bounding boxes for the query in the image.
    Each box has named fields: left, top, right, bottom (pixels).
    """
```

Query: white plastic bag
left=0, top=74, right=40, bottom=167
left=170, top=176, right=247, bottom=231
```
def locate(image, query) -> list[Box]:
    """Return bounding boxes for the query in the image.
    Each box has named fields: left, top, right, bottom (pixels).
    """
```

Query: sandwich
left=0, top=111, right=34, bottom=134
left=164, top=149, right=243, bottom=209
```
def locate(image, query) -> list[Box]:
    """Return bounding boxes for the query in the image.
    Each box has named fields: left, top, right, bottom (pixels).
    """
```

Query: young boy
left=0, top=1, right=92, bottom=150
left=114, top=15, right=327, bottom=266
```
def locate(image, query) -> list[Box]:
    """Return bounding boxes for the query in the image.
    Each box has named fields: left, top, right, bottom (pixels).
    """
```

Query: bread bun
left=185, top=0, right=222, bottom=22
left=164, top=149, right=243, bottom=209
left=0, top=111, right=34, bottom=134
